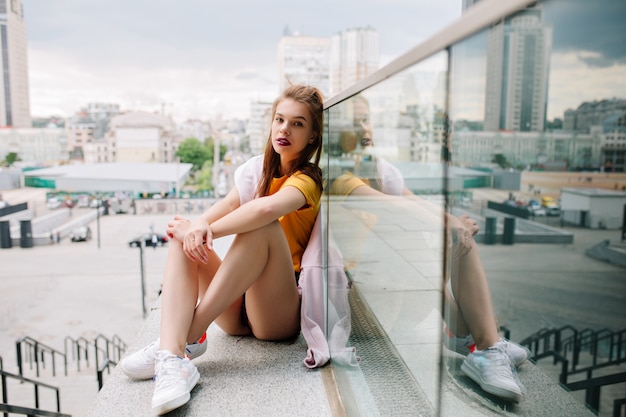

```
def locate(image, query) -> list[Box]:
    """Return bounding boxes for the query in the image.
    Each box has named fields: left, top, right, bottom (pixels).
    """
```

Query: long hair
left=256, top=85, right=324, bottom=197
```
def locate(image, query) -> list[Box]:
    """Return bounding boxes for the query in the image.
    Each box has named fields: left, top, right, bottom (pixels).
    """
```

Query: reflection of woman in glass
left=331, top=95, right=528, bottom=403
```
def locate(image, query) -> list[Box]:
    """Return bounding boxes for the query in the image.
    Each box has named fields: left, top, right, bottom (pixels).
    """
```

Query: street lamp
left=96, top=196, right=101, bottom=249
left=137, top=241, right=147, bottom=318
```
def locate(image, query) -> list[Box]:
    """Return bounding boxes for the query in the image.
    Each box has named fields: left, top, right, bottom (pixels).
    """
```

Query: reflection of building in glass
left=563, top=98, right=626, bottom=133
left=329, top=27, right=379, bottom=96
left=278, top=30, right=330, bottom=97
left=599, top=112, right=626, bottom=172
left=452, top=129, right=602, bottom=170
left=0, top=0, right=31, bottom=128
left=562, top=99, right=626, bottom=172
left=483, top=6, right=552, bottom=132
left=363, top=71, right=444, bottom=163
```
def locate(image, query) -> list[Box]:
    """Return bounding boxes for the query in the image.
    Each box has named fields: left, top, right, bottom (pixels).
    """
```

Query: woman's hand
left=447, top=214, right=477, bottom=258
left=167, top=215, right=213, bottom=264
left=166, top=215, right=191, bottom=242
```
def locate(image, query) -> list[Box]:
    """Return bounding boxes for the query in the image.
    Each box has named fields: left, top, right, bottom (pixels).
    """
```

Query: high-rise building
left=278, top=32, right=330, bottom=96
left=329, top=27, right=379, bottom=96
left=246, top=100, right=272, bottom=155
left=277, top=26, right=380, bottom=99
left=483, top=6, right=552, bottom=132
left=0, top=0, right=31, bottom=127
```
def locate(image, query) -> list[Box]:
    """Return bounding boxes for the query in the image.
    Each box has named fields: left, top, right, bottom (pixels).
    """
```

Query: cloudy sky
left=22, top=0, right=462, bottom=122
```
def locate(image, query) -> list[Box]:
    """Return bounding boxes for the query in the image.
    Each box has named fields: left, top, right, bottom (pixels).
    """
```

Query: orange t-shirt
left=269, top=172, right=321, bottom=272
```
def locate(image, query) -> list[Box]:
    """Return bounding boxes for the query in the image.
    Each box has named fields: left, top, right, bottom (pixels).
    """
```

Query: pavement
left=0, top=187, right=624, bottom=416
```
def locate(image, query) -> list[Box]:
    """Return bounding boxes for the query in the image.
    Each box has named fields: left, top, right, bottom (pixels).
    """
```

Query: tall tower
left=0, top=0, right=31, bottom=127
left=277, top=32, right=330, bottom=97
left=483, top=7, right=552, bottom=132
left=329, top=27, right=379, bottom=96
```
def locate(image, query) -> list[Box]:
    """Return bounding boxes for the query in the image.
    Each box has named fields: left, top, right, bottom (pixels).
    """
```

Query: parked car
left=528, top=199, right=541, bottom=210
left=545, top=206, right=561, bottom=216
left=530, top=206, right=546, bottom=216
left=128, top=233, right=169, bottom=248
left=541, top=196, right=561, bottom=216
left=47, top=197, right=62, bottom=209
left=70, top=226, right=92, bottom=242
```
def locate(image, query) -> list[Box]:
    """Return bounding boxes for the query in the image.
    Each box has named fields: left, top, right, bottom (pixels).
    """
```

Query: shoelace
left=154, top=357, right=184, bottom=386
left=483, top=347, right=516, bottom=378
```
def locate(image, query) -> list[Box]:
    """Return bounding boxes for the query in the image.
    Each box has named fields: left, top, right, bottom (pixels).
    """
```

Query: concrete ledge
left=585, top=239, right=626, bottom=267
left=87, top=301, right=335, bottom=417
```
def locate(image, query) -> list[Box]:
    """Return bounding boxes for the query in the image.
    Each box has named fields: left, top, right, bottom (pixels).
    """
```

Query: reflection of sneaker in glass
left=461, top=341, right=523, bottom=403
left=499, top=338, right=530, bottom=367
left=152, top=351, right=200, bottom=415
left=120, top=334, right=207, bottom=380
left=443, top=327, right=476, bottom=356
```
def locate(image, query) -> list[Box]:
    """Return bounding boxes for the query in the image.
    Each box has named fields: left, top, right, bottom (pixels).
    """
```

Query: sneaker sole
left=152, top=368, right=200, bottom=415
left=120, top=359, right=155, bottom=380
left=460, top=361, right=522, bottom=403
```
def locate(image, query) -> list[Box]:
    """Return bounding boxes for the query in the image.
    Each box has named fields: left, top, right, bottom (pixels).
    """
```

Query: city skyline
left=22, top=0, right=462, bottom=123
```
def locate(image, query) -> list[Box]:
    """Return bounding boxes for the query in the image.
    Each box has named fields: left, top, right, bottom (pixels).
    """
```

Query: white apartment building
left=0, top=128, right=67, bottom=164
left=245, top=100, right=272, bottom=155
left=278, top=26, right=380, bottom=99
left=98, top=111, right=179, bottom=164
left=0, top=0, right=30, bottom=128
left=329, top=27, right=379, bottom=96
left=67, top=103, right=120, bottom=161
left=278, top=34, right=330, bottom=96
left=451, top=129, right=603, bottom=169
left=177, top=119, right=212, bottom=143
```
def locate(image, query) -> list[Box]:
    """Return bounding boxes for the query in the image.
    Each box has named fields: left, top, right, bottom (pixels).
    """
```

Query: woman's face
left=353, top=99, right=373, bottom=147
left=271, top=98, right=315, bottom=163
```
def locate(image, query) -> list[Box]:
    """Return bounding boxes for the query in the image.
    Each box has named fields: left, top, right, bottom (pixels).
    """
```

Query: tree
left=204, top=137, right=228, bottom=163
left=3, top=152, right=19, bottom=166
left=492, top=153, right=511, bottom=169
left=176, top=138, right=211, bottom=171
left=194, top=160, right=214, bottom=191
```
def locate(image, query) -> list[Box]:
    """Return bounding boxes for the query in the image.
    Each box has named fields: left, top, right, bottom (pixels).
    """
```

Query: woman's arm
left=166, top=187, right=241, bottom=243
left=183, top=185, right=307, bottom=264
left=211, top=186, right=306, bottom=238
left=350, top=183, right=475, bottom=256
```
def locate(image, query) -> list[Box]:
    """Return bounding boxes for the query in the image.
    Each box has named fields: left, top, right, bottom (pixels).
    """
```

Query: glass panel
left=324, top=52, right=448, bottom=415
left=445, top=0, right=626, bottom=414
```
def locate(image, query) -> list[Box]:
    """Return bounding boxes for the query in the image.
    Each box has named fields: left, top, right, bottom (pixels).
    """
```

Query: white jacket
left=234, top=156, right=357, bottom=368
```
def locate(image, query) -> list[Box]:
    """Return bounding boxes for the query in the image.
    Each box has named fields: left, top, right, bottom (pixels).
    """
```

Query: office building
left=0, top=0, right=31, bottom=127
left=483, top=6, right=552, bottom=132
left=329, top=27, right=379, bottom=96
left=278, top=32, right=330, bottom=96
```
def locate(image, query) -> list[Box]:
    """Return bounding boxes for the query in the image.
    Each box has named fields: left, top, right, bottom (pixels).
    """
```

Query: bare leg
left=448, top=239, right=500, bottom=350
left=158, top=239, right=221, bottom=357
left=187, top=220, right=300, bottom=343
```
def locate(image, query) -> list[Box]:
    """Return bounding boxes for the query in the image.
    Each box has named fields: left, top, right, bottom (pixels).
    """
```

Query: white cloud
left=23, top=0, right=463, bottom=121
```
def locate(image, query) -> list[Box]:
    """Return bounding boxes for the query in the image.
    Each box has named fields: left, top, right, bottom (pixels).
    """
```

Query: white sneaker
left=461, top=341, right=524, bottom=403
left=443, top=328, right=476, bottom=356
left=185, top=333, right=208, bottom=359
left=500, top=338, right=530, bottom=367
left=443, top=327, right=530, bottom=368
left=151, top=350, right=200, bottom=415
left=120, top=334, right=208, bottom=380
